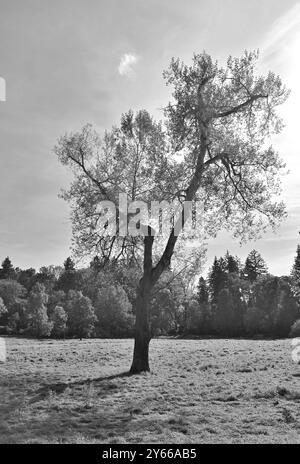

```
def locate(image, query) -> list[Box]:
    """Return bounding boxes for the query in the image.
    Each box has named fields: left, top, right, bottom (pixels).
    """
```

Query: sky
left=0, top=0, right=300, bottom=275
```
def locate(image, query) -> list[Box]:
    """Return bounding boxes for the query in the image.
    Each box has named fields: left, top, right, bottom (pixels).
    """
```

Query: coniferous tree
left=196, top=277, right=211, bottom=334
left=208, top=257, right=227, bottom=301
left=56, top=257, right=78, bottom=293
left=197, top=277, right=209, bottom=304
left=64, top=257, right=75, bottom=271
left=243, top=250, right=268, bottom=282
left=291, top=245, right=300, bottom=288
left=225, top=251, right=240, bottom=274
left=0, top=257, right=15, bottom=280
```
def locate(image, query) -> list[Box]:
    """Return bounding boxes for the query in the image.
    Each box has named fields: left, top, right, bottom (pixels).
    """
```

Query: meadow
left=0, top=337, right=300, bottom=444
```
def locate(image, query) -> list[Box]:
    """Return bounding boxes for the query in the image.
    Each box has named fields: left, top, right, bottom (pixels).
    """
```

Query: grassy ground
left=0, top=337, right=300, bottom=444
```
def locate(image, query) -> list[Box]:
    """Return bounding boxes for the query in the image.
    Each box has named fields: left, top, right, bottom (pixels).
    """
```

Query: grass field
left=0, top=337, right=300, bottom=444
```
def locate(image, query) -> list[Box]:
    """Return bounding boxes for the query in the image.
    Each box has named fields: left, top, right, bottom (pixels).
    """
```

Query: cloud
left=0, top=76, right=6, bottom=101
left=262, top=4, right=300, bottom=55
left=260, top=4, right=300, bottom=169
left=118, top=53, right=139, bottom=78
left=261, top=3, right=300, bottom=74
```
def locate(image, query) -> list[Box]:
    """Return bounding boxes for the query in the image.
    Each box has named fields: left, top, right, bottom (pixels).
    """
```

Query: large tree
left=0, top=257, right=15, bottom=280
left=243, top=249, right=268, bottom=282
left=55, top=51, right=288, bottom=373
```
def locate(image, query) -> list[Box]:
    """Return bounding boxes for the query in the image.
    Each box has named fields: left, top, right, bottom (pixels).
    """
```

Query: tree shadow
left=31, top=371, right=132, bottom=403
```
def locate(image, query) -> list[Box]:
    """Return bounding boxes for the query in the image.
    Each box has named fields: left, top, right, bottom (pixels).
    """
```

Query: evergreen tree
left=225, top=251, right=240, bottom=274
left=213, top=274, right=246, bottom=336
left=274, top=277, right=299, bottom=337
left=0, top=257, right=15, bottom=280
left=197, top=277, right=209, bottom=304
left=195, top=277, right=211, bottom=334
left=56, top=257, right=78, bottom=293
left=291, top=245, right=300, bottom=288
left=64, top=257, right=75, bottom=271
left=243, top=250, right=268, bottom=282
left=208, top=257, right=227, bottom=301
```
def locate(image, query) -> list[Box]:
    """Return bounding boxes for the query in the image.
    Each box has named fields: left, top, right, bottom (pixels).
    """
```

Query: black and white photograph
left=1, top=0, right=300, bottom=448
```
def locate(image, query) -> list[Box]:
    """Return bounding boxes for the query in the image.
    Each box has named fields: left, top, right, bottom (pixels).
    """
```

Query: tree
left=209, top=258, right=227, bottom=300
left=272, top=277, right=299, bottom=337
left=51, top=306, right=68, bottom=338
left=55, top=51, right=288, bottom=372
left=17, top=268, right=36, bottom=291
left=94, top=285, right=134, bottom=337
left=34, top=266, right=61, bottom=293
left=0, top=257, right=15, bottom=280
left=0, top=297, right=7, bottom=324
left=0, top=280, right=27, bottom=332
left=225, top=252, right=240, bottom=274
left=291, top=245, right=300, bottom=280
left=213, top=274, right=246, bottom=336
left=195, top=277, right=211, bottom=334
left=65, top=291, right=97, bottom=338
left=246, top=275, right=299, bottom=337
left=291, top=245, right=300, bottom=300
left=27, top=283, right=53, bottom=338
left=0, top=280, right=26, bottom=312
left=56, top=258, right=79, bottom=293
left=243, top=250, right=268, bottom=282
left=64, top=257, right=75, bottom=271
left=90, top=256, right=106, bottom=272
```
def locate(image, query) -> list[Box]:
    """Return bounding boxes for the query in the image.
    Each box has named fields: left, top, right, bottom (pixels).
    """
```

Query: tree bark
left=130, top=276, right=152, bottom=374
left=130, top=233, right=154, bottom=374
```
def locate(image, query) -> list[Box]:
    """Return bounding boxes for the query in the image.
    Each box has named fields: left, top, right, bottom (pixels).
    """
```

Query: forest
left=1, top=246, right=300, bottom=340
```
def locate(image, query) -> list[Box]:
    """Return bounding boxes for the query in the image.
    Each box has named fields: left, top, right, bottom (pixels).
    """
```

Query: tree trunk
left=130, top=275, right=152, bottom=374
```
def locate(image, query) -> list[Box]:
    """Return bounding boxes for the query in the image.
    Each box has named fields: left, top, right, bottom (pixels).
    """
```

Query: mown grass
left=0, top=337, right=300, bottom=443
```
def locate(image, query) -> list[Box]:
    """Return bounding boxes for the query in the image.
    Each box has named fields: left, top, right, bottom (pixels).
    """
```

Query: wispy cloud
left=258, top=4, right=300, bottom=269
left=262, top=3, right=300, bottom=67
left=0, top=76, right=5, bottom=101
left=118, top=53, right=139, bottom=78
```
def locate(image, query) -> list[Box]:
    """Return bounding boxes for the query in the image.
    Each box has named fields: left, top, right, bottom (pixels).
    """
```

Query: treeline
left=0, top=257, right=136, bottom=338
left=1, top=248, right=300, bottom=339
left=187, top=250, right=300, bottom=338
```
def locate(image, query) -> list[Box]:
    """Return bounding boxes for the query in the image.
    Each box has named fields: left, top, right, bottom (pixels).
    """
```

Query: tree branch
left=214, top=94, right=268, bottom=119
